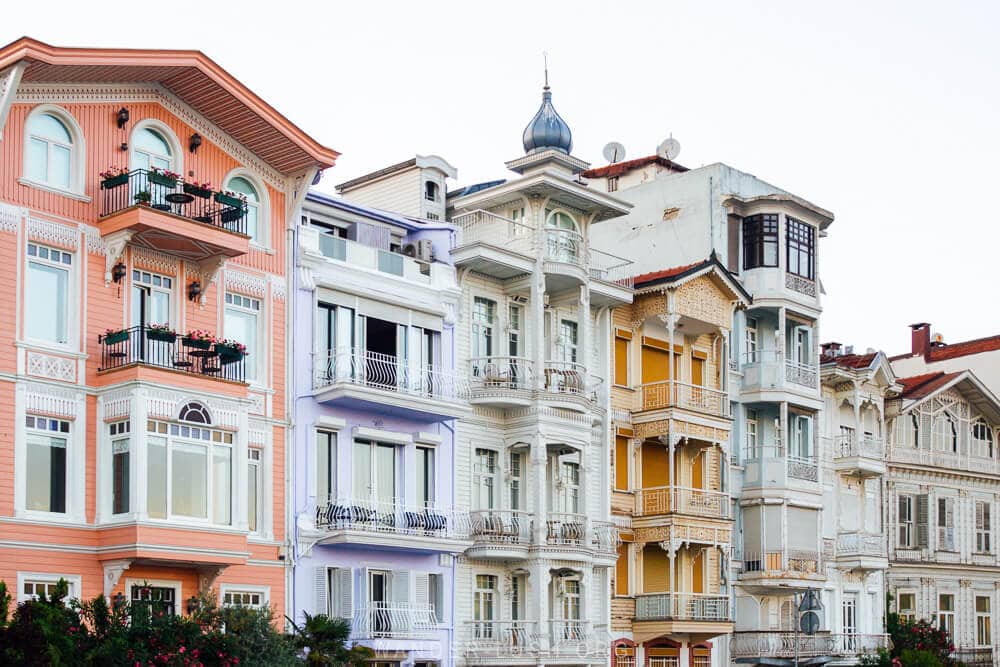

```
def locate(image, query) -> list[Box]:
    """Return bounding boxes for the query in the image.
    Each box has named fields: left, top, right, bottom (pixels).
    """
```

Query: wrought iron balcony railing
left=98, top=325, right=246, bottom=383
left=100, top=169, right=247, bottom=234
left=731, top=631, right=890, bottom=659
left=315, top=496, right=471, bottom=540
left=313, top=348, right=469, bottom=401
left=469, top=356, right=534, bottom=393
left=739, top=549, right=823, bottom=576
left=351, top=602, right=437, bottom=640
left=469, top=509, right=533, bottom=545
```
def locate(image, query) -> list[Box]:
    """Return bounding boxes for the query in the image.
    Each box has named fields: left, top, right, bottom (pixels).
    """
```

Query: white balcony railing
left=837, top=532, right=887, bottom=558
left=591, top=520, right=621, bottom=553
left=463, top=620, right=538, bottom=657
left=785, top=359, right=819, bottom=387
left=835, top=433, right=885, bottom=459
left=589, top=248, right=634, bottom=288
left=351, top=603, right=437, bottom=640
left=731, top=631, right=890, bottom=659
left=638, top=380, right=730, bottom=417
left=635, top=593, right=731, bottom=622
left=313, top=348, right=469, bottom=401
left=544, top=228, right=585, bottom=268
left=740, top=350, right=818, bottom=391
left=461, top=620, right=606, bottom=659
left=469, top=509, right=533, bottom=545
left=452, top=210, right=535, bottom=255
left=315, top=496, right=471, bottom=539
left=740, top=549, right=823, bottom=575
left=634, top=486, right=730, bottom=519
left=744, top=444, right=820, bottom=483
left=543, top=361, right=600, bottom=399
left=469, top=356, right=534, bottom=393
left=545, top=512, right=587, bottom=546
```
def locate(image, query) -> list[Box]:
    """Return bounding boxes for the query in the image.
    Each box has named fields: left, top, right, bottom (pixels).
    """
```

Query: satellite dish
left=603, top=141, right=626, bottom=164
left=657, top=136, right=681, bottom=161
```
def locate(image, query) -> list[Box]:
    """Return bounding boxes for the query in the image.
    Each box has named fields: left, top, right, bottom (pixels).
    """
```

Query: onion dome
left=521, top=83, right=573, bottom=155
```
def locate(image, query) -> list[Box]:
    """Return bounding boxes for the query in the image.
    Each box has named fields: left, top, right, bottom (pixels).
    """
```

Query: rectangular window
left=898, top=495, right=914, bottom=547
left=786, top=217, right=816, bottom=280
left=174, top=442, right=208, bottom=519
left=473, top=574, right=496, bottom=623
left=25, top=416, right=69, bottom=514
left=938, top=594, right=954, bottom=638
left=977, top=596, right=992, bottom=646
left=977, top=500, right=992, bottom=553
left=224, top=292, right=261, bottom=382
left=938, top=497, right=955, bottom=551
left=742, top=214, right=778, bottom=270
left=615, top=543, right=629, bottom=595
left=352, top=440, right=397, bottom=506
left=472, top=297, right=496, bottom=358
left=614, top=330, right=631, bottom=386
left=509, top=451, right=523, bottom=510
left=428, top=573, right=443, bottom=623
left=508, top=304, right=522, bottom=358
left=316, top=431, right=336, bottom=503
left=745, top=409, right=759, bottom=460
left=212, top=446, right=232, bottom=525
left=417, top=446, right=435, bottom=507
left=744, top=317, right=758, bottom=362
left=248, top=449, right=261, bottom=533
left=562, top=579, right=581, bottom=620
left=898, top=592, right=916, bottom=624
left=132, top=585, right=176, bottom=620
left=607, top=176, right=619, bottom=193
left=20, top=577, right=78, bottom=603
left=791, top=414, right=813, bottom=459
left=474, top=448, right=497, bottom=510
left=145, top=421, right=234, bottom=524
left=26, top=243, right=71, bottom=344
left=223, top=589, right=266, bottom=609
left=148, top=436, right=167, bottom=519
left=559, top=320, right=579, bottom=363
left=561, top=461, right=581, bottom=514
left=112, top=438, right=130, bottom=515
left=614, top=436, right=629, bottom=491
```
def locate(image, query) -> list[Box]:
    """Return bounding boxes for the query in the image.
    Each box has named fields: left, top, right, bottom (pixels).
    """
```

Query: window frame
left=25, top=241, right=74, bottom=348
left=898, top=495, right=914, bottom=548
left=220, top=584, right=270, bottom=610
left=416, top=445, right=435, bottom=507
left=21, top=105, right=86, bottom=198
left=742, top=214, right=779, bottom=270
left=785, top=216, right=816, bottom=280
left=224, top=292, right=263, bottom=385
left=976, top=499, right=992, bottom=553
left=248, top=447, right=262, bottom=535
left=897, top=591, right=916, bottom=624
left=24, top=415, right=71, bottom=516
left=223, top=168, right=271, bottom=249
left=938, top=593, right=955, bottom=638
left=474, top=448, right=498, bottom=510
left=977, top=595, right=992, bottom=647
left=16, top=572, right=81, bottom=604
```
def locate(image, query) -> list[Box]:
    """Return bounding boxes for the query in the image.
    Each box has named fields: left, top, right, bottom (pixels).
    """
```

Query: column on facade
left=132, top=388, right=149, bottom=519
left=531, top=558, right=550, bottom=652
left=530, top=199, right=546, bottom=392
left=531, top=434, right=548, bottom=545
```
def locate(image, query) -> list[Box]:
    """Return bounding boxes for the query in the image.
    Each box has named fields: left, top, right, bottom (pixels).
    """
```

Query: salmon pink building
left=0, top=38, right=336, bottom=618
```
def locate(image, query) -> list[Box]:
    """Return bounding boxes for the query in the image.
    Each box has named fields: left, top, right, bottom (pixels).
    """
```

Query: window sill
left=15, top=510, right=84, bottom=525
left=18, top=177, right=91, bottom=203
left=16, top=340, right=86, bottom=358
left=250, top=243, right=275, bottom=255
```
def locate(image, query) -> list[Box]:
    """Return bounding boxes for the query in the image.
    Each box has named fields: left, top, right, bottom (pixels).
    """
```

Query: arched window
left=933, top=413, right=957, bottom=453
left=544, top=210, right=580, bottom=263
left=424, top=180, right=439, bottom=202
left=178, top=402, right=212, bottom=424
left=226, top=176, right=261, bottom=243
left=131, top=127, right=173, bottom=172
left=973, top=419, right=994, bottom=458
left=26, top=112, right=74, bottom=190
left=546, top=209, right=578, bottom=231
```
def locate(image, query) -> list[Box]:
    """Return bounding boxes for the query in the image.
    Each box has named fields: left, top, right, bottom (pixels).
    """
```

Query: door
left=842, top=594, right=858, bottom=650
left=131, top=270, right=172, bottom=364
left=692, top=548, right=705, bottom=594
left=369, top=570, right=390, bottom=636
left=130, top=128, right=174, bottom=209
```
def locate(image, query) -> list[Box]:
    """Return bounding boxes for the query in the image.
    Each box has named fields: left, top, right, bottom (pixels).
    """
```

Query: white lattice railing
left=837, top=532, right=886, bottom=558
left=462, top=620, right=538, bottom=657
left=351, top=603, right=437, bottom=640
left=635, top=593, right=731, bottom=621
left=313, top=348, right=469, bottom=401
left=731, top=631, right=890, bottom=658
left=544, top=228, right=585, bottom=268
left=589, top=248, right=634, bottom=288
left=634, top=486, right=730, bottom=519
left=740, top=549, right=822, bottom=575
left=637, top=380, right=730, bottom=417
left=785, top=272, right=818, bottom=297
left=469, top=509, right=532, bottom=545
left=835, top=433, right=885, bottom=459
left=452, top=209, right=535, bottom=255
left=744, top=445, right=819, bottom=483
left=315, top=496, right=471, bottom=539
left=785, top=359, right=819, bottom=387
left=591, top=520, right=621, bottom=553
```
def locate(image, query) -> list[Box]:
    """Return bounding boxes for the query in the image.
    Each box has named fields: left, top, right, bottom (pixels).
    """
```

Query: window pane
left=30, top=114, right=71, bottom=143
left=134, top=128, right=171, bottom=156
left=213, top=447, right=232, bottom=525
left=113, top=439, right=130, bottom=514
left=248, top=460, right=259, bottom=532
left=317, top=432, right=334, bottom=501
left=418, top=447, right=434, bottom=506
left=353, top=441, right=371, bottom=501
left=27, top=261, right=68, bottom=343
left=172, top=442, right=207, bottom=518
left=51, top=144, right=71, bottom=190
left=375, top=444, right=396, bottom=503
left=26, top=433, right=66, bottom=512
left=148, top=437, right=167, bottom=519
left=225, top=307, right=258, bottom=382
left=27, top=137, right=48, bottom=182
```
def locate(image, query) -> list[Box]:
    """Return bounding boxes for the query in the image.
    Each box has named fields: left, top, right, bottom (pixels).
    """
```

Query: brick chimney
left=821, top=342, right=842, bottom=358
left=910, top=322, right=931, bottom=358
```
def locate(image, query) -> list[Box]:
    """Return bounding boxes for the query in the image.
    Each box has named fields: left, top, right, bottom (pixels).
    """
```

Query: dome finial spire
left=543, top=51, right=549, bottom=90
left=521, top=55, right=573, bottom=155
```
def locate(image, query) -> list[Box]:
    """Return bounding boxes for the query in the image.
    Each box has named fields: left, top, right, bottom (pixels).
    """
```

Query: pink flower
left=179, top=646, right=186, bottom=654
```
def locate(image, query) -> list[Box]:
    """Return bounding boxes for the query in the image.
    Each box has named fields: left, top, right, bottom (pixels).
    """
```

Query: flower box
left=182, top=337, right=213, bottom=350
left=147, top=171, right=177, bottom=187
left=101, top=173, right=129, bottom=189
left=104, top=330, right=129, bottom=345
left=183, top=183, right=212, bottom=199
left=146, top=329, right=177, bottom=343
left=214, top=192, right=243, bottom=208
left=217, top=344, right=246, bottom=364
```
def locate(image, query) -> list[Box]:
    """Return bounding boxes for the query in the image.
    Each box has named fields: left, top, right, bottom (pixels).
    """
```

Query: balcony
left=543, top=228, right=588, bottom=292
left=953, top=648, right=994, bottom=666
left=635, top=593, right=731, bottom=622
left=461, top=620, right=608, bottom=664
left=98, top=169, right=249, bottom=261
left=743, top=445, right=820, bottom=487
left=731, top=631, right=890, bottom=661
left=541, top=361, right=601, bottom=410
left=634, top=486, right=730, bottom=519
left=468, top=356, right=534, bottom=407
left=589, top=248, right=634, bottom=306
left=545, top=512, right=587, bottom=547
left=313, top=348, right=469, bottom=420
left=740, top=351, right=820, bottom=401
left=637, top=380, right=730, bottom=419
left=737, top=549, right=825, bottom=591
left=451, top=210, right=535, bottom=279
left=466, top=509, right=533, bottom=560
left=836, top=531, right=888, bottom=571
left=298, top=226, right=456, bottom=289
left=351, top=602, right=437, bottom=641
left=592, top=520, right=622, bottom=564
left=834, top=434, right=886, bottom=477
left=739, top=267, right=820, bottom=311
left=314, top=497, right=471, bottom=552
left=97, top=326, right=247, bottom=389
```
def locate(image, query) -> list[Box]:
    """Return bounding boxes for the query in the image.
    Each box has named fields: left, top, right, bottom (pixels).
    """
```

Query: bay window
left=25, top=416, right=70, bottom=514
left=224, top=293, right=260, bottom=382
left=742, top=214, right=778, bottom=270
left=145, top=419, right=234, bottom=524
left=26, top=243, right=71, bottom=345
left=786, top=217, right=815, bottom=280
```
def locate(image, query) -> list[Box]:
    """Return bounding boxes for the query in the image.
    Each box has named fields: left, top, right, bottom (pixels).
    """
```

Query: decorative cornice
left=269, top=275, right=286, bottom=302
left=27, top=216, right=78, bottom=249
left=131, top=246, right=178, bottom=276
left=225, top=268, right=267, bottom=299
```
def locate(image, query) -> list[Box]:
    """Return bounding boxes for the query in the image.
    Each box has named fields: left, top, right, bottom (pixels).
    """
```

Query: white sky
left=6, top=0, right=999, bottom=354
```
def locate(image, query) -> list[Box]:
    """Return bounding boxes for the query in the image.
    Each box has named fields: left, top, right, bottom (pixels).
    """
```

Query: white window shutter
left=946, top=498, right=955, bottom=550
left=415, top=572, right=430, bottom=608
left=392, top=569, right=411, bottom=605
left=314, top=566, right=329, bottom=616
left=916, top=495, right=929, bottom=548
left=339, top=568, right=354, bottom=619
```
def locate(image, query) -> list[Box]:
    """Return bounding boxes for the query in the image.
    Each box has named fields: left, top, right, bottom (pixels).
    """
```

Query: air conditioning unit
left=416, top=239, right=434, bottom=262
left=402, top=243, right=418, bottom=258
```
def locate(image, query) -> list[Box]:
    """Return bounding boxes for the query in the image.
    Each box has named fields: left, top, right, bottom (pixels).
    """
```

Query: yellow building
left=610, top=256, right=750, bottom=667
